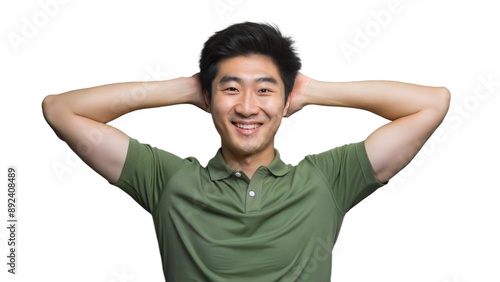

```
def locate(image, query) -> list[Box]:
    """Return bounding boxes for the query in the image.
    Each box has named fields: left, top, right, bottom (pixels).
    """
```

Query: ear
left=283, top=96, right=291, bottom=117
left=203, top=89, right=212, bottom=113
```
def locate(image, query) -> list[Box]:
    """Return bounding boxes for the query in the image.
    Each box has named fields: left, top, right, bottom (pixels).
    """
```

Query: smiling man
left=42, top=22, right=450, bottom=281
left=209, top=54, right=288, bottom=179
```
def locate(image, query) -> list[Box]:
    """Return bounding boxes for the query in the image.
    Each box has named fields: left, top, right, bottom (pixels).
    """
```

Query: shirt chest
left=160, top=169, right=339, bottom=264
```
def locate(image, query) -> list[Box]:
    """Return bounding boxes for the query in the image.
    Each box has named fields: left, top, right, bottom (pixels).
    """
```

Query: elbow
left=42, top=94, right=69, bottom=140
left=42, top=94, right=56, bottom=124
left=42, top=94, right=67, bottom=127
left=434, top=87, right=451, bottom=116
left=439, top=87, right=451, bottom=106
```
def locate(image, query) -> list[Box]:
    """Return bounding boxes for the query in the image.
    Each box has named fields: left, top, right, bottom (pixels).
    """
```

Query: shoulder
left=120, top=137, right=204, bottom=180
left=301, top=141, right=366, bottom=167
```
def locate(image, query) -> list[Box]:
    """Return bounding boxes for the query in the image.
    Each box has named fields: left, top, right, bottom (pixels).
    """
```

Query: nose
left=234, top=91, right=260, bottom=117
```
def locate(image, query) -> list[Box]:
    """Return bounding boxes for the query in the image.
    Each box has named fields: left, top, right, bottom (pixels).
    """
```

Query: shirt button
left=249, top=191, right=255, bottom=197
left=235, top=172, right=242, bottom=177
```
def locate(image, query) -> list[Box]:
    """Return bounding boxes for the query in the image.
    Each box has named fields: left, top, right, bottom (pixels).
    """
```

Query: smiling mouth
left=233, top=122, right=263, bottom=130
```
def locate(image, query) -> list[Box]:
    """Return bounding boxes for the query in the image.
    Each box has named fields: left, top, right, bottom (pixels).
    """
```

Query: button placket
left=245, top=169, right=264, bottom=213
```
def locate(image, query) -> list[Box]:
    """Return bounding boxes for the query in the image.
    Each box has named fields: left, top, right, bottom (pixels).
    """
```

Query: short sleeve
left=305, top=141, right=386, bottom=214
left=111, top=137, right=190, bottom=214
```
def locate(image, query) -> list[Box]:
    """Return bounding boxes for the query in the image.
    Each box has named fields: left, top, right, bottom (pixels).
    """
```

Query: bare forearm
left=305, top=80, right=450, bottom=121
left=287, top=74, right=451, bottom=183
left=43, top=76, right=199, bottom=124
left=306, top=79, right=451, bottom=183
left=41, top=76, right=203, bottom=183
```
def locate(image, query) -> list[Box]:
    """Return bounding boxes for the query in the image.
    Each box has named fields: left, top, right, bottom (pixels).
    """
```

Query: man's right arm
left=42, top=75, right=206, bottom=184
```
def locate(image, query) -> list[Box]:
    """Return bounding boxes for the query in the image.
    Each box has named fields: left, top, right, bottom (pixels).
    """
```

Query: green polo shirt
left=113, top=137, right=384, bottom=281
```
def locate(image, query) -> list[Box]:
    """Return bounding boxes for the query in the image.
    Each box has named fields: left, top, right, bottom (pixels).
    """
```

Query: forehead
left=214, top=54, right=283, bottom=86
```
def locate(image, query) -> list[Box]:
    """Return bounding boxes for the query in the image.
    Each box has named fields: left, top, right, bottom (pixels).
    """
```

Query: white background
left=1, top=0, right=499, bottom=281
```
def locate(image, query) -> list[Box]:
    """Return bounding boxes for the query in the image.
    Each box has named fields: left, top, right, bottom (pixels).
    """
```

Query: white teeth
left=235, top=123, right=261, bottom=129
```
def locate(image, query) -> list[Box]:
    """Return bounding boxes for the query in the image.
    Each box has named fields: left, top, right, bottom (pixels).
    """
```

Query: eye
left=225, top=87, right=238, bottom=92
left=258, top=88, right=272, bottom=94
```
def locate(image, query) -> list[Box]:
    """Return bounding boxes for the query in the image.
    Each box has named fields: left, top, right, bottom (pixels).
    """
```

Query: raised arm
left=42, top=74, right=207, bottom=184
left=286, top=73, right=451, bottom=184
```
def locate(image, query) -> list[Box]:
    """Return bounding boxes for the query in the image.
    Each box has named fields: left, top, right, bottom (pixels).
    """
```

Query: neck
left=221, top=146, right=275, bottom=179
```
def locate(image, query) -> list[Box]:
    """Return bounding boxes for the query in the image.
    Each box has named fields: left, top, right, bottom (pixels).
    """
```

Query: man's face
left=207, top=54, right=288, bottom=158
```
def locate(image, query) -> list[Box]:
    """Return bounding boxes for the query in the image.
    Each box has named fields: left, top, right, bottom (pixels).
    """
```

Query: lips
left=233, top=123, right=262, bottom=129
left=231, top=121, right=263, bottom=135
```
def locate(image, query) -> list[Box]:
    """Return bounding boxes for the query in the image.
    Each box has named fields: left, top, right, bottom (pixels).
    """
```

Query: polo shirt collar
left=207, top=148, right=290, bottom=180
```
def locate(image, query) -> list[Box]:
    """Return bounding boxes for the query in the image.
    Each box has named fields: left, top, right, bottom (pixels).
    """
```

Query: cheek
left=260, top=97, right=285, bottom=118
left=210, top=98, right=232, bottom=126
left=212, top=94, right=234, bottom=112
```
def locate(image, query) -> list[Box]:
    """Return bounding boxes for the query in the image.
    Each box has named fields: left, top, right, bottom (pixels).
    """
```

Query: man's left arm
left=286, top=74, right=451, bottom=184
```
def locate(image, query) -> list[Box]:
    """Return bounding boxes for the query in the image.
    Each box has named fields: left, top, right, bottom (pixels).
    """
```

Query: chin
left=226, top=141, right=261, bottom=155
left=235, top=145, right=260, bottom=155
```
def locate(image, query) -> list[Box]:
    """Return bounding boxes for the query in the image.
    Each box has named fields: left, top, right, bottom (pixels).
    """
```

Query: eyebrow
left=218, top=75, right=279, bottom=85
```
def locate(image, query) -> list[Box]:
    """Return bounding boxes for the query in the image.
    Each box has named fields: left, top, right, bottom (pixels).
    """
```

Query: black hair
left=199, top=22, right=301, bottom=103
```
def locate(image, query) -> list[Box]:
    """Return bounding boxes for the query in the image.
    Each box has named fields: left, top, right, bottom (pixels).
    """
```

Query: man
left=42, top=22, right=450, bottom=281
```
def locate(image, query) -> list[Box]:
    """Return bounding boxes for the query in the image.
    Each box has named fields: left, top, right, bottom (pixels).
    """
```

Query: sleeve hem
left=357, top=141, right=387, bottom=189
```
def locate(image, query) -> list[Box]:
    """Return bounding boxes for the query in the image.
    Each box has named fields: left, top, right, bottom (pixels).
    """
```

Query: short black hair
left=199, top=22, right=301, bottom=103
